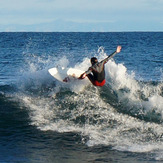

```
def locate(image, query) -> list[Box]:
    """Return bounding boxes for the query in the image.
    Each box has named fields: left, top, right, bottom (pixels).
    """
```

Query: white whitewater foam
left=16, top=49, right=163, bottom=161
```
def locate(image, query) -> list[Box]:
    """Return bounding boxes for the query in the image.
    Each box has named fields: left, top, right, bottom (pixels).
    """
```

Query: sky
left=0, top=0, right=162, bottom=32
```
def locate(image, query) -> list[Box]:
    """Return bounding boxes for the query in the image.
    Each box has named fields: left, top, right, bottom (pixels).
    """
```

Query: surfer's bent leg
left=87, top=74, right=95, bottom=85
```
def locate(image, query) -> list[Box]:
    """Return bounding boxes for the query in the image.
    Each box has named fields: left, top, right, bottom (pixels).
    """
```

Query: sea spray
left=12, top=45, right=163, bottom=162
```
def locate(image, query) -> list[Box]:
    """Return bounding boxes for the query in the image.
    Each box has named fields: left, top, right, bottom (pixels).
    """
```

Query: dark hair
left=91, top=57, right=98, bottom=64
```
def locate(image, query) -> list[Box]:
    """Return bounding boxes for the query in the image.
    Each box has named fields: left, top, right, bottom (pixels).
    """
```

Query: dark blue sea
left=0, top=32, right=163, bottom=163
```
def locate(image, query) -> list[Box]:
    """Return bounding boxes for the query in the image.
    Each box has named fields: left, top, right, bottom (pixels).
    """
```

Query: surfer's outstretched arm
left=78, top=69, right=91, bottom=79
left=101, top=46, right=122, bottom=64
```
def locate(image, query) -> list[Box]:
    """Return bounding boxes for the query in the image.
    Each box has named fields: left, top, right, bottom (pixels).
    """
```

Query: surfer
left=79, top=46, right=122, bottom=87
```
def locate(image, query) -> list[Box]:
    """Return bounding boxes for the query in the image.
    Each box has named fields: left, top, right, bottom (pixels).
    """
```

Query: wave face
left=2, top=53, right=162, bottom=160
left=0, top=32, right=163, bottom=162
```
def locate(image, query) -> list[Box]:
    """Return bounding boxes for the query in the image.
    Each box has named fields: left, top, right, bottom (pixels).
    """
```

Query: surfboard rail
left=48, top=67, right=84, bottom=83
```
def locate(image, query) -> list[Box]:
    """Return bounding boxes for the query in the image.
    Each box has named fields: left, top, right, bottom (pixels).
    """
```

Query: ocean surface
left=0, top=32, right=163, bottom=163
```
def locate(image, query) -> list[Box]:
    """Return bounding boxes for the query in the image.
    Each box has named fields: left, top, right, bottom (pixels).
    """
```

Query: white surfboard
left=48, top=67, right=85, bottom=83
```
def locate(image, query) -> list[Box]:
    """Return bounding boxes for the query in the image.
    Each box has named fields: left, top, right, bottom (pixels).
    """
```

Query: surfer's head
left=91, top=57, right=98, bottom=65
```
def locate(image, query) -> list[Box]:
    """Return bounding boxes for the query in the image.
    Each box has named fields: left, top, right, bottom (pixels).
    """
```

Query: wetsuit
left=85, top=51, right=117, bottom=87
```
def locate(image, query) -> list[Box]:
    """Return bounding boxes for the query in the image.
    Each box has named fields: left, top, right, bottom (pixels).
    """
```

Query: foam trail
left=18, top=86, right=163, bottom=158
left=14, top=49, right=163, bottom=161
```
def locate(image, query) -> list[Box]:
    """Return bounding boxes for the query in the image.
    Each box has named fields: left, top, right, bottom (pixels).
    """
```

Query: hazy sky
left=0, top=0, right=162, bottom=31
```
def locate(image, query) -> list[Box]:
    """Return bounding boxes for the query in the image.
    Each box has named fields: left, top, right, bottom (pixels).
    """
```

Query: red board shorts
left=93, top=79, right=106, bottom=87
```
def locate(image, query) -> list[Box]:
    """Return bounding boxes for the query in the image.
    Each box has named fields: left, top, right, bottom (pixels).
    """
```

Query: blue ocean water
left=0, top=32, right=163, bottom=163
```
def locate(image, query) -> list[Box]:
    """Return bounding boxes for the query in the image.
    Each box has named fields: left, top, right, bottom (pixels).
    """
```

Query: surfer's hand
left=79, top=73, right=86, bottom=79
left=116, top=46, right=122, bottom=53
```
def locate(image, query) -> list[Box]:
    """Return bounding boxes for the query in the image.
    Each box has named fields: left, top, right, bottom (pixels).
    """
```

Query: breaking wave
left=1, top=48, right=163, bottom=161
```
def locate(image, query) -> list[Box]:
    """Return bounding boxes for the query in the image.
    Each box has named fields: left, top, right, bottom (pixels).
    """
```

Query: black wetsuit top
left=85, top=51, right=117, bottom=82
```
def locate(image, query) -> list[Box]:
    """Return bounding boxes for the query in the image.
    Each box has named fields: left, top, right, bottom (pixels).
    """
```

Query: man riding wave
left=79, top=46, right=122, bottom=87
